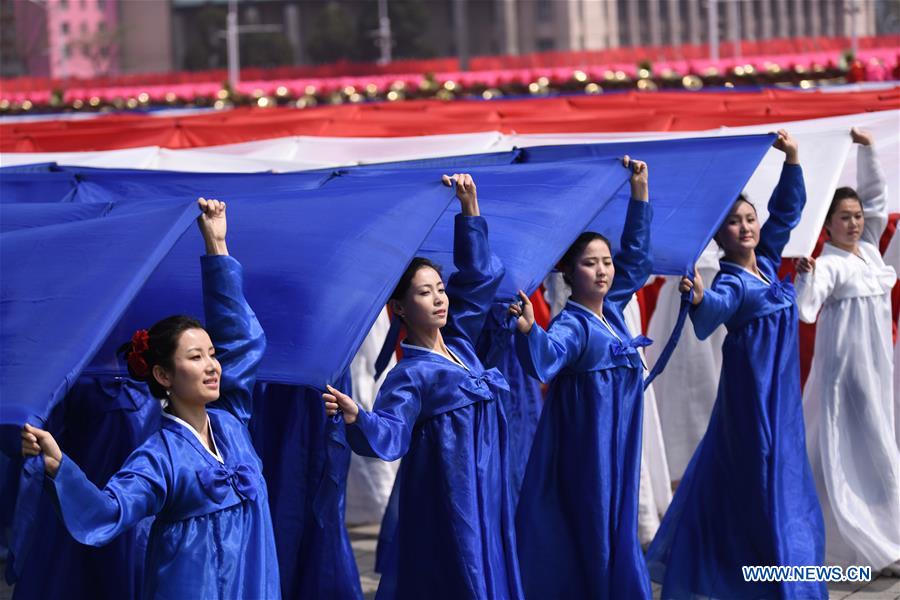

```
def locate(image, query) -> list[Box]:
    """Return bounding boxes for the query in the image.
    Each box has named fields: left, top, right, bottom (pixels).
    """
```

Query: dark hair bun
left=118, top=315, right=204, bottom=399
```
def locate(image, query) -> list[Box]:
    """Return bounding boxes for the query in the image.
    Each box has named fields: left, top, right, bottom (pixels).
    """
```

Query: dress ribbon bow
left=767, top=275, right=796, bottom=303
left=460, top=367, right=511, bottom=399
left=612, top=334, right=653, bottom=357
left=197, top=463, right=259, bottom=504
left=476, top=368, right=511, bottom=392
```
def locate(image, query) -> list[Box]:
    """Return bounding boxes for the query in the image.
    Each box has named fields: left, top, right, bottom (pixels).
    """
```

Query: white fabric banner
left=203, top=131, right=507, bottom=166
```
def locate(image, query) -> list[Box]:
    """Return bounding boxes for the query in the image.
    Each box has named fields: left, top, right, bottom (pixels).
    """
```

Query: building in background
left=171, top=0, right=297, bottom=71
left=474, top=0, right=613, bottom=55
left=1, top=0, right=895, bottom=80
left=0, top=0, right=45, bottom=77
left=168, top=0, right=888, bottom=71
left=507, top=0, right=881, bottom=54
left=352, top=0, right=884, bottom=58
left=119, top=0, right=173, bottom=74
left=1, top=0, right=121, bottom=79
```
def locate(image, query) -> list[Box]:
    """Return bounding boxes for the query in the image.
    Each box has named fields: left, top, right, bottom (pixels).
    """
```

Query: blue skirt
left=647, top=308, right=826, bottom=600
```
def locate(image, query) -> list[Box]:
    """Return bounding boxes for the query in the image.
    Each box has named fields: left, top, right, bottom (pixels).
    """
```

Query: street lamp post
left=376, top=0, right=392, bottom=65
left=730, top=0, right=741, bottom=62
left=845, top=0, right=861, bottom=57
left=227, top=0, right=239, bottom=89
left=223, top=0, right=283, bottom=90
left=453, top=0, right=469, bottom=71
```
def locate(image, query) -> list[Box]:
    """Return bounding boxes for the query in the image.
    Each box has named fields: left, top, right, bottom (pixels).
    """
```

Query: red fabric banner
left=2, top=88, right=897, bottom=152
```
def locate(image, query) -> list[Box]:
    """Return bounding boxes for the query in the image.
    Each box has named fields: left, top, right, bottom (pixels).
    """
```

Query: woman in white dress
left=796, top=127, right=900, bottom=576
left=887, top=228, right=900, bottom=451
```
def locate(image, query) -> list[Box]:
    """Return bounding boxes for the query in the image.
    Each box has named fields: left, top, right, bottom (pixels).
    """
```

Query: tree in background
left=354, top=0, right=434, bottom=62
left=183, top=5, right=227, bottom=70
left=182, top=4, right=292, bottom=71
left=241, top=32, right=293, bottom=68
left=306, top=2, right=357, bottom=64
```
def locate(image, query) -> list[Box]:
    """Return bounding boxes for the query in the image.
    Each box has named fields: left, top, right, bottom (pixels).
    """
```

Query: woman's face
left=716, top=200, right=760, bottom=255
left=153, top=328, right=222, bottom=406
left=393, top=267, right=448, bottom=334
left=568, top=238, right=615, bottom=303
left=826, top=198, right=864, bottom=248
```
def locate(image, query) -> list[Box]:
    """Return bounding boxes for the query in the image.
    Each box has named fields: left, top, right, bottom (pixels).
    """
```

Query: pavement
left=1, top=528, right=898, bottom=599
left=345, top=522, right=900, bottom=600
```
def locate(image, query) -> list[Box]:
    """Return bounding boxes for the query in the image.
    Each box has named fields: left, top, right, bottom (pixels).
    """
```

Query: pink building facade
left=14, top=0, right=119, bottom=79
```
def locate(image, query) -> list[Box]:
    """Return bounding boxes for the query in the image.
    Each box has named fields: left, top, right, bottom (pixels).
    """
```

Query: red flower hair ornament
left=127, top=329, right=151, bottom=378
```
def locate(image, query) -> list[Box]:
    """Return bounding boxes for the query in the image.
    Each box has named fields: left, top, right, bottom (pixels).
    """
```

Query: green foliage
left=183, top=5, right=228, bottom=70
left=241, top=32, right=293, bottom=68
left=354, top=0, right=434, bottom=62
left=840, top=48, right=855, bottom=69
left=306, top=2, right=357, bottom=64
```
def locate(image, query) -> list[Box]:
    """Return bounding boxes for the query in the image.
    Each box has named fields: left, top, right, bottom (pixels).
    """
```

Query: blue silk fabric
left=1, top=138, right=775, bottom=599
left=646, top=164, right=826, bottom=600
left=512, top=199, right=654, bottom=600
left=475, top=304, right=542, bottom=508
left=342, top=134, right=775, bottom=277
left=0, top=171, right=79, bottom=203
left=250, top=380, right=363, bottom=600
left=0, top=201, right=200, bottom=428
left=11, top=380, right=361, bottom=600
left=9, top=378, right=159, bottom=598
left=44, top=256, right=281, bottom=599
left=1, top=180, right=443, bottom=599
left=320, top=161, right=630, bottom=300
left=345, top=215, right=524, bottom=600
left=342, top=136, right=773, bottom=464
left=0, top=158, right=623, bottom=600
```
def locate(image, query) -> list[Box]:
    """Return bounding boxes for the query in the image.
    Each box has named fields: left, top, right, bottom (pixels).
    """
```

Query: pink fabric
left=42, top=48, right=896, bottom=104
left=2, top=35, right=897, bottom=100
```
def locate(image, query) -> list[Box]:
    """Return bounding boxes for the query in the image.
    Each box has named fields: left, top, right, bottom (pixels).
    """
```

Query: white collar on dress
left=565, top=300, right=623, bottom=341
left=719, top=260, right=771, bottom=285
left=400, top=341, right=470, bottom=371
left=565, top=299, right=603, bottom=319
left=566, top=300, right=645, bottom=369
left=821, top=241, right=869, bottom=264
left=161, top=411, right=224, bottom=463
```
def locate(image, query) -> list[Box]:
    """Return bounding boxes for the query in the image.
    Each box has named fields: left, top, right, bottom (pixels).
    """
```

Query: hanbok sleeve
left=514, top=316, right=585, bottom=383
left=48, top=446, right=168, bottom=547
left=202, top=255, right=266, bottom=426
left=606, top=199, right=654, bottom=307
left=444, top=214, right=506, bottom=346
left=856, top=145, right=888, bottom=246
left=690, top=273, right=744, bottom=340
left=795, top=262, right=837, bottom=324
left=345, top=368, right=422, bottom=462
left=756, top=163, right=806, bottom=264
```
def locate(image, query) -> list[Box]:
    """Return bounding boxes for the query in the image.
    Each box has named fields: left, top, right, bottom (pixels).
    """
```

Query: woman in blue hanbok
left=507, top=157, right=653, bottom=600
left=11, top=376, right=161, bottom=600
left=646, top=130, right=827, bottom=600
left=475, top=302, right=543, bottom=508
left=323, top=174, right=523, bottom=600
left=21, top=198, right=281, bottom=599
